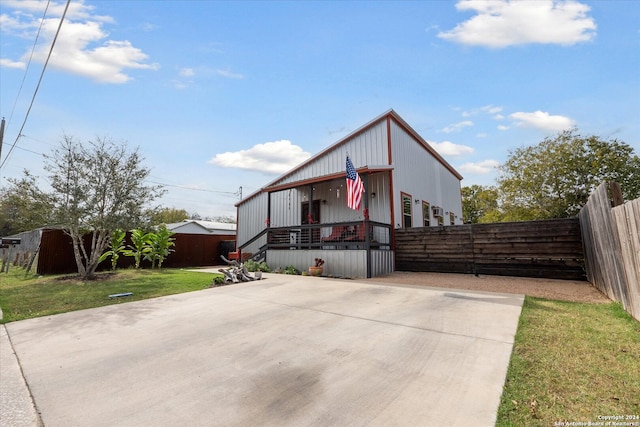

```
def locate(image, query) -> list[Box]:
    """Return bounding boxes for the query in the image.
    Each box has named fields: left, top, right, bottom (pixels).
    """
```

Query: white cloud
left=510, top=111, right=575, bottom=131
left=0, top=58, right=25, bottom=69
left=441, top=120, right=473, bottom=133
left=462, top=104, right=503, bottom=117
left=179, top=68, right=195, bottom=77
left=458, top=160, right=500, bottom=174
left=216, top=68, right=244, bottom=79
left=0, top=0, right=157, bottom=83
left=438, top=0, right=596, bottom=48
left=209, top=140, right=312, bottom=175
left=429, top=140, right=474, bottom=157
left=497, top=125, right=510, bottom=131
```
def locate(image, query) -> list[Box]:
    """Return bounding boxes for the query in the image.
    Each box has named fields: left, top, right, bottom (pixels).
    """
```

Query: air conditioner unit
left=432, top=207, right=444, bottom=217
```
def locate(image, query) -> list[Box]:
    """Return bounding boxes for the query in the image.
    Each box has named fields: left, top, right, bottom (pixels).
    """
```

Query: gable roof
left=237, top=109, right=462, bottom=206
left=166, top=220, right=236, bottom=233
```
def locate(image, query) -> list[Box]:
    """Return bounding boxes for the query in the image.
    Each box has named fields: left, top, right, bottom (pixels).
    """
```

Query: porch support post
left=267, top=191, right=271, bottom=228
left=308, top=184, right=314, bottom=249
left=363, top=174, right=372, bottom=278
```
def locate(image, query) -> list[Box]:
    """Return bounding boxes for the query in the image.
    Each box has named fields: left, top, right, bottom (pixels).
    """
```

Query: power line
left=4, top=0, right=52, bottom=129
left=0, top=0, right=71, bottom=170
left=145, top=180, right=239, bottom=197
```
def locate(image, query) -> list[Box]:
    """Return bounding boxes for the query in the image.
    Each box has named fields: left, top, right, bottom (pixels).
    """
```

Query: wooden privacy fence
left=11, top=229, right=236, bottom=275
left=395, top=218, right=585, bottom=280
left=579, top=183, right=640, bottom=321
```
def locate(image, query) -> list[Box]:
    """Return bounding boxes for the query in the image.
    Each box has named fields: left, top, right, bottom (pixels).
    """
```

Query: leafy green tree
left=210, top=215, right=236, bottom=224
left=98, top=229, right=126, bottom=271
left=498, top=129, right=640, bottom=220
left=145, top=225, right=175, bottom=268
left=124, top=229, right=153, bottom=269
left=149, top=207, right=188, bottom=225
left=45, top=135, right=164, bottom=279
left=461, top=185, right=500, bottom=223
left=0, top=170, right=55, bottom=235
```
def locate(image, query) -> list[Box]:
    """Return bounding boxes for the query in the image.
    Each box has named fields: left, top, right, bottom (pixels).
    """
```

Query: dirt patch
left=363, top=271, right=610, bottom=303
left=54, top=272, right=120, bottom=282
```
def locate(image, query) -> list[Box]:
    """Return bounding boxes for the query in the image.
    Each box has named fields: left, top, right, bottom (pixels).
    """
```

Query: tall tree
left=149, top=207, right=189, bottom=225
left=498, top=129, right=640, bottom=220
left=46, top=135, right=164, bottom=279
left=461, top=185, right=500, bottom=224
left=0, top=170, right=55, bottom=235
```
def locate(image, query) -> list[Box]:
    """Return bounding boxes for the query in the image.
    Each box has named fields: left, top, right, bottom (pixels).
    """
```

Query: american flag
left=346, top=156, right=364, bottom=210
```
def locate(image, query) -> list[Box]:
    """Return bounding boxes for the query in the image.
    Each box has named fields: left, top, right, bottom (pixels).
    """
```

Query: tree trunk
left=68, top=229, right=87, bottom=278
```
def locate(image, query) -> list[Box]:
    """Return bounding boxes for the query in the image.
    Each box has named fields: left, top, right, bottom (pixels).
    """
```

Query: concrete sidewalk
left=3, top=274, right=523, bottom=426
left=1, top=324, right=40, bottom=427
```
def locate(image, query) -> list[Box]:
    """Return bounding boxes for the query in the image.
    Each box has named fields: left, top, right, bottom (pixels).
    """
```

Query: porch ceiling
left=263, top=166, right=393, bottom=193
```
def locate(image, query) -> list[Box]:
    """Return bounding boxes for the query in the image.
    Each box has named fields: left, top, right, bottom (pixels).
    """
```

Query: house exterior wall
left=238, top=119, right=392, bottom=251
left=267, top=249, right=393, bottom=279
left=237, top=192, right=269, bottom=254
left=269, top=120, right=389, bottom=187
left=389, top=120, right=463, bottom=227
left=235, top=110, right=463, bottom=277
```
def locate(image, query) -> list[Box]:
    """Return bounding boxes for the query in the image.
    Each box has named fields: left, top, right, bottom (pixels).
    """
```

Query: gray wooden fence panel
left=578, top=184, right=630, bottom=309
left=611, top=198, right=640, bottom=320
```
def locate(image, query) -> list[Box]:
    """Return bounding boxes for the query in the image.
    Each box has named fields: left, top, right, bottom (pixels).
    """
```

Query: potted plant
left=309, top=258, right=325, bottom=276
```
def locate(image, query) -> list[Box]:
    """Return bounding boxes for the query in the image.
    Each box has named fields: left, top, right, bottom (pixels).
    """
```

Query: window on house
left=401, top=192, right=412, bottom=228
left=450, top=212, right=455, bottom=225
left=422, top=201, right=430, bottom=227
left=438, top=215, right=444, bottom=226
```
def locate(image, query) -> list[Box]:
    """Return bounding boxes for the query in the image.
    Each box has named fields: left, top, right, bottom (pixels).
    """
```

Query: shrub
left=284, top=265, right=300, bottom=275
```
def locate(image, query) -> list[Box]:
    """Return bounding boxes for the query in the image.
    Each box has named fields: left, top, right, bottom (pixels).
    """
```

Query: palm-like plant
left=124, top=229, right=153, bottom=269
left=98, top=228, right=126, bottom=271
left=146, top=225, right=175, bottom=269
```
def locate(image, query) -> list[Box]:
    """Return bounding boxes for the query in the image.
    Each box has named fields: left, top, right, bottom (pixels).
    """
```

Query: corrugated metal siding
left=38, top=229, right=76, bottom=274
left=370, top=250, right=395, bottom=277
left=269, top=120, right=389, bottom=187
left=390, top=120, right=462, bottom=226
left=270, top=189, right=303, bottom=227
left=267, top=249, right=367, bottom=278
left=285, top=173, right=391, bottom=226
left=237, top=119, right=392, bottom=249
left=237, top=192, right=268, bottom=253
left=266, top=249, right=393, bottom=278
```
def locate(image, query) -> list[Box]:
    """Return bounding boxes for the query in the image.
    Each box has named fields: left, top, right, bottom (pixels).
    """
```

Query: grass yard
left=0, top=267, right=220, bottom=323
left=497, top=297, right=640, bottom=426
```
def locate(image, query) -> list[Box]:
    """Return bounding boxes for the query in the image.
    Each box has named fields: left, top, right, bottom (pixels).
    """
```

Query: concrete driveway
left=3, top=274, right=523, bottom=426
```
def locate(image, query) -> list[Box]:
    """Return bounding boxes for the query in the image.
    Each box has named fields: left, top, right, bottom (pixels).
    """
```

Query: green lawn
left=497, top=297, right=640, bottom=426
left=0, top=267, right=220, bottom=323
left=1, top=268, right=638, bottom=425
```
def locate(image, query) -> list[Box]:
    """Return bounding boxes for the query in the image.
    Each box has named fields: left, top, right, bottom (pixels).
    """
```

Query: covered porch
left=238, top=170, right=395, bottom=278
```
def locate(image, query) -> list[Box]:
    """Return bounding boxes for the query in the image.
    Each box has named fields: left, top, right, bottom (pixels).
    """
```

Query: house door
left=301, top=200, right=320, bottom=245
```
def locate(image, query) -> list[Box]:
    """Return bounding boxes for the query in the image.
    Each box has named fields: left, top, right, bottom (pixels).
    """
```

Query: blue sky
left=1, top=0, right=638, bottom=218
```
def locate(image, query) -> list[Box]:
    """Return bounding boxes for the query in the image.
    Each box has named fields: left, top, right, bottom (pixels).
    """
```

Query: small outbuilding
left=165, top=220, right=236, bottom=235
left=235, top=109, right=463, bottom=278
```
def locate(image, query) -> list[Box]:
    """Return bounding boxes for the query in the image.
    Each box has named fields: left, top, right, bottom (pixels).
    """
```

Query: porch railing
left=237, top=221, right=392, bottom=263
left=265, top=221, right=392, bottom=251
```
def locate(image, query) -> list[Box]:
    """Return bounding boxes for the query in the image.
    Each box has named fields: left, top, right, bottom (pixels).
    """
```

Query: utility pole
left=0, top=117, right=5, bottom=166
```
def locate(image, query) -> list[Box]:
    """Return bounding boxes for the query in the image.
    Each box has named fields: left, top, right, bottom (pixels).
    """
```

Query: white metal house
left=235, top=109, right=463, bottom=278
